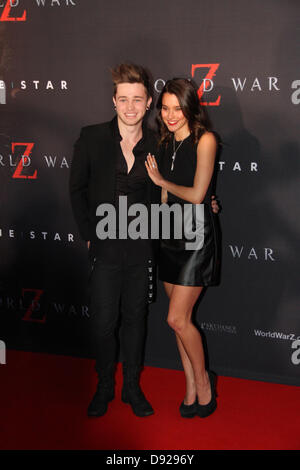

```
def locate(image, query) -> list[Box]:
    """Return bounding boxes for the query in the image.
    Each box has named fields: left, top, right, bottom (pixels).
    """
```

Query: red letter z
left=0, top=0, right=27, bottom=22
left=12, top=142, right=37, bottom=179
left=191, top=63, right=221, bottom=106
left=22, top=288, right=46, bottom=323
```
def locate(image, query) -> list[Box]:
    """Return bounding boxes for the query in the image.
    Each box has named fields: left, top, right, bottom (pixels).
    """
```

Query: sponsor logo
left=0, top=81, right=5, bottom=104
left=0, top=80, right=69, bottom=105
left=0, top=148, right=70, bottom=173
left=0, top=293, right=89, bottom=320
left=191, top=63, right=221, bottom=106
left=3, top=80, right=68, bottom=91
left=1, top=147, right=259, bottom=176
left=154, top=64, right=221, bottom=106
left=154, top=67, right=300, bottom=106
left=22, top=288, right=45, bottom=323
left=254, top=331, right=300, bottom=367
left=35, top=0, right=77, bottom=6
left=11, top=142, right=37, bottom=179
left=0, top=0, right=77, bottom=22
left=229, top=245, right=275, bottom=261
left=43, top=154, right=69, bottom=168
left=218, top=161, right=258, bottom=173
left=254, top=329, right=300, bottom=341
left=0, top=228, right=75, bottom=242
left=0, top=340, right=6, bottom=364
left=201, top=322, right=237, bottom=335
left=230, top=76, right=280, bottom=92
left=291, top=80, right=300, bottom=105
left=53, top=302, right=89, bottom=318
left=0, top=0, right=26, bottom=22
left=291, top=339, right=300, bottom=365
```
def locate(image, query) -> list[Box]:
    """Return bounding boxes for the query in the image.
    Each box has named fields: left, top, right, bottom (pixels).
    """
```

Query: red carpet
left=0, top=350, right=299, bottom=450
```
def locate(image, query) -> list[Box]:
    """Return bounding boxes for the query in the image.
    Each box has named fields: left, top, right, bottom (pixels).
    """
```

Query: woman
left=145, top=78, right=220, bottom=418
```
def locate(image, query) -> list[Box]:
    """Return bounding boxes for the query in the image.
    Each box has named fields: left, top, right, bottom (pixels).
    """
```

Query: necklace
left=171, top=136, right=184, bottom=171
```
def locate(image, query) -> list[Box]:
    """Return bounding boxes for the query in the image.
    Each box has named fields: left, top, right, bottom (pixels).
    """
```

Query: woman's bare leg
left=166, top=284, right=211, bottom=405
left=164, top=282, right=196, bottom=404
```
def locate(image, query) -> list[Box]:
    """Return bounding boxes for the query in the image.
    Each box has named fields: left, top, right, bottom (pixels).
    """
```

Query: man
left=70, top=63, right=218, bottom=418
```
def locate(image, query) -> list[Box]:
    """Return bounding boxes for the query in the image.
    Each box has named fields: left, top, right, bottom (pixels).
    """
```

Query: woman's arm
left=145, top=132, right=217, bottom=205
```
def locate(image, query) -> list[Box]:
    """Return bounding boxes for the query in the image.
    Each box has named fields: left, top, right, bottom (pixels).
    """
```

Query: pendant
left=171, top=153, right=176, bottom=171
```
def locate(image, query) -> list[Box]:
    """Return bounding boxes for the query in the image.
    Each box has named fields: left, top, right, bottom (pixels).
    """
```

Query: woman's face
left=161, top=92, right=189, bottom=139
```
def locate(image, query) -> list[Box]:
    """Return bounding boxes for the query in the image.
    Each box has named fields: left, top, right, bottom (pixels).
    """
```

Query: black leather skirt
left=158, top=203, right=221, bottom=287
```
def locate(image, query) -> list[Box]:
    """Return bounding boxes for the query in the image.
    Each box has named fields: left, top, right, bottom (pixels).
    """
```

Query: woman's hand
left=145, top=154, right=165, bottom=187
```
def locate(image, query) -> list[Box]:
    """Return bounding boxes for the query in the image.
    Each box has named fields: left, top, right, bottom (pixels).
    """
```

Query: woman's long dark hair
left=156, top=78, right=212, bottom=145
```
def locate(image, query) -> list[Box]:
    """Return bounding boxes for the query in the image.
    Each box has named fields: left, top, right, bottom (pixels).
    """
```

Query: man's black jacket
left=69, top=116, right=160, bottom=244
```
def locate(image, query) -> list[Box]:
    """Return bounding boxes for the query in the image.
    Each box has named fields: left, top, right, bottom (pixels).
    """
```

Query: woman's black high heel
left=179, top=398, right=198, bottom=418
left=197, top=371, right=217, bottom=418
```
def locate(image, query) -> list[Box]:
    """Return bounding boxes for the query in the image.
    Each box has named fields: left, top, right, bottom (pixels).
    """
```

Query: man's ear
left=146, top=96, right=152, bottom=109
left=113, top=96, right=116, bottom=107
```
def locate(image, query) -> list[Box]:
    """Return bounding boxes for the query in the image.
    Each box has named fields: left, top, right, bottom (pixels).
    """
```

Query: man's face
left=113, top=82, right=152, bottom=127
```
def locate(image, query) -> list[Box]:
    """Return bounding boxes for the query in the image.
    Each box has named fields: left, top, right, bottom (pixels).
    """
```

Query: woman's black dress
left=158, top=133, right=221, bottom=287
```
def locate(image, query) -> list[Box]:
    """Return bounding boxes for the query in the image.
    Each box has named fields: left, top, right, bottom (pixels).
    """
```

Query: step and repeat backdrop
left=0, top=0, right=299, bottom=385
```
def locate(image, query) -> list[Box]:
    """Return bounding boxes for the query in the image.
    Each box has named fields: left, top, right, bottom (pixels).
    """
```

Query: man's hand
left=87, top=241, right=90, bottom=249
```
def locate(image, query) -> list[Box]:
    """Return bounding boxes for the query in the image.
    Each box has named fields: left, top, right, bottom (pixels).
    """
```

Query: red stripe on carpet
left=0, top=350, right=299, bottom=450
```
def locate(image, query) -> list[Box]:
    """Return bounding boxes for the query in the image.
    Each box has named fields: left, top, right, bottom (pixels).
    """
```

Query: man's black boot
left=121, top=363, right=154, bottom=417
left=87, top=364, right=115, bottom=417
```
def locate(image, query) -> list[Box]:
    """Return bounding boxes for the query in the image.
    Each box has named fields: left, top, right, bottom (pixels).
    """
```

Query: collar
left=109, top=115, right=148, bottom=145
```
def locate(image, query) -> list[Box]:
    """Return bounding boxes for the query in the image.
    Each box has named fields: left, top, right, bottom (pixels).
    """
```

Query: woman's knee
left=167, top=313, right=188, bottom=334
left=167, top=310, right=191, bottom=334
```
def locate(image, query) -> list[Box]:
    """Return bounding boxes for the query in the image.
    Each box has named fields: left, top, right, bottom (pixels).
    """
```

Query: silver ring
left=152, top=163, right=156, bottom=169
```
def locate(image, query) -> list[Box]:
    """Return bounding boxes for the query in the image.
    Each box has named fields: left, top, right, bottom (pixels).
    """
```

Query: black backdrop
left=0, top=0, right=299, bottom=385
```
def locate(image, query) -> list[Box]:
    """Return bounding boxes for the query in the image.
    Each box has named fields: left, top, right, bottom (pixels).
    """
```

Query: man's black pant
left=89, top=251, right=149, bottom=373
